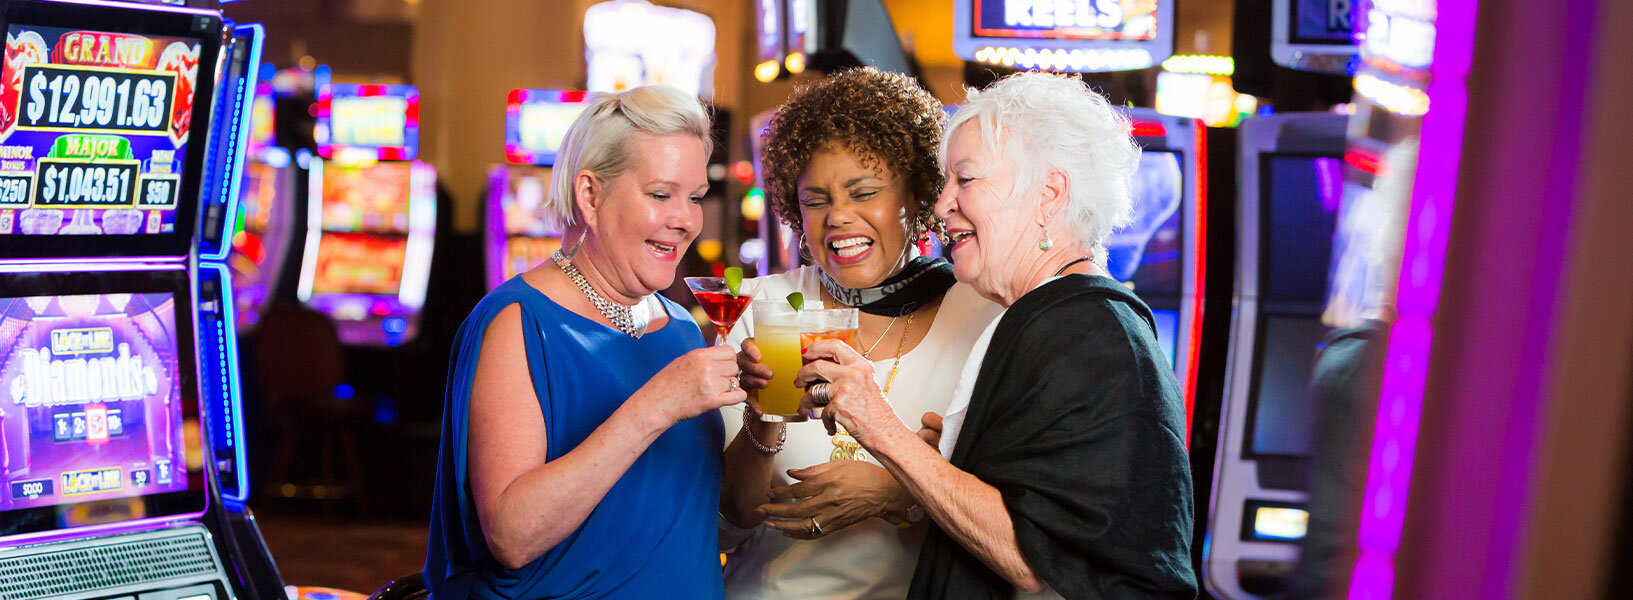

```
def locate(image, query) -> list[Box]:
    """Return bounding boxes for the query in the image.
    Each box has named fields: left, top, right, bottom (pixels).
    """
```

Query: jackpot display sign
left=0, top=25, right=202, bottom=236
left=0, top=292, right=188, bottom=512
left=973, top=0, right=1158, bottom=40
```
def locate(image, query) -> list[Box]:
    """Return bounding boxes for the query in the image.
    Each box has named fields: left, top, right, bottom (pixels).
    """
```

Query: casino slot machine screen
left=487, top=89, right=585, bottom=289
left=0, top=284, right=201, bottom=521
left=299, top=156, right=435, bottom=346
left=1204, top=112, right=1347, bottom=599
left=1245, top=155, right=1341, bottom=460
left=0, top=24, right=203, bottom=248
left=229, top=149, right=294, bottom=328
left=1106, top=150, right=1185, bottom=366
left=229, top=83, right=296, bottom=331
left=490, top=169, right=560, bottom=285
left=311, top=160, right=410, bottom=297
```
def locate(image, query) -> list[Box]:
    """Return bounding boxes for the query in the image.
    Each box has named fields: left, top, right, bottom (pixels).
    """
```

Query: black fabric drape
left=908, top=275, right=1197, bottom=599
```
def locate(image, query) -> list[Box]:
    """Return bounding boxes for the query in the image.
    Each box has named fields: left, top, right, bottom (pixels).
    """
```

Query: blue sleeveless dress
left=424, top=276, right=725, bottom=599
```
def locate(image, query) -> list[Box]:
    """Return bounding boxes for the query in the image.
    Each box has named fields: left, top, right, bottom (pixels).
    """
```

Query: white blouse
left=719, top=265, right=1003, bottom=600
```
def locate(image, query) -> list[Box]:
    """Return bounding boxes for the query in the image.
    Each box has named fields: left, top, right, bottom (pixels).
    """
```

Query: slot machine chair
left=253, top=303, right=370, bottom=511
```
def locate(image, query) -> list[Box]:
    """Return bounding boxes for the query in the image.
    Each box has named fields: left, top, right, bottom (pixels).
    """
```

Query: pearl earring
left=1038, top=230, right=1053, bottom=251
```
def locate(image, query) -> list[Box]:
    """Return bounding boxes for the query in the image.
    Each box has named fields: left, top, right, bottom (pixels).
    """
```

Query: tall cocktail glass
left=752, top=299, right=814, bottom=422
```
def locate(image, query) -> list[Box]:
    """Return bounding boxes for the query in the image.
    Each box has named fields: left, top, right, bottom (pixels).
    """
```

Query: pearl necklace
left=551, top=250, right=643, bottom=339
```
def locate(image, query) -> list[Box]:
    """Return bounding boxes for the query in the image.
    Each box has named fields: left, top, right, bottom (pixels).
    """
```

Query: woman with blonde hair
left=423, top=84, right=744, bottom=599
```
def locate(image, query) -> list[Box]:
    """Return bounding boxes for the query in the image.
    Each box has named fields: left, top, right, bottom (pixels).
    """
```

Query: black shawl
left=908, top=275, right=1197, bottom=599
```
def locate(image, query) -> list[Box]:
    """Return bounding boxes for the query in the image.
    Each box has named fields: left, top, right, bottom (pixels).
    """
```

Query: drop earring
left=1038, top=229, right=1053, bottom=251
left=570, top=228, right=589, bottom=257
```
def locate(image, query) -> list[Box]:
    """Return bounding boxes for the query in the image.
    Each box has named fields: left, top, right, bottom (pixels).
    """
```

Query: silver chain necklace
left=551, top=250, right=643, bottom=339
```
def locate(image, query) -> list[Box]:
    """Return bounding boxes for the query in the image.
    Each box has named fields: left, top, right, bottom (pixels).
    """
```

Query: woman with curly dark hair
left=719, top=68, right=1004, bottom=599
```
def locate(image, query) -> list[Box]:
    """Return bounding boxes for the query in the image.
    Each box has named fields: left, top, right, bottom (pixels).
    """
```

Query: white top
left=719, top=265, right=1003, bottom=600
left=938, top=276, right=1069, bottom=600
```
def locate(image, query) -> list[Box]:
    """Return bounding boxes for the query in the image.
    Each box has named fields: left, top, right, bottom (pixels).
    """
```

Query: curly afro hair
left=761, top=68, right=945, bottom=237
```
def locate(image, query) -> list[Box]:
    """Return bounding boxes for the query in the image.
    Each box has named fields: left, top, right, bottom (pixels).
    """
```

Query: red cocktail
left=684, top=277, right=755, bottom=343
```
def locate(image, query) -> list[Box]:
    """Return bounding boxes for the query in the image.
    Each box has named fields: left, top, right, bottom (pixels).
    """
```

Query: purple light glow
left=0, top=259, right=187, bottom=273
left=43, top=0, right=219, bottom=17
left=1315, top=156, right=1344, bottom=214
left=1, top=511, right=207, bottom=546
left=1348, top=0, right=1479, bottom=598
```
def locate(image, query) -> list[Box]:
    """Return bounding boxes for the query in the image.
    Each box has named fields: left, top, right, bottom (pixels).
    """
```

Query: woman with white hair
left=423, top=85, right=744, bottom=599
left=791, top=72, right=1197, bottom=598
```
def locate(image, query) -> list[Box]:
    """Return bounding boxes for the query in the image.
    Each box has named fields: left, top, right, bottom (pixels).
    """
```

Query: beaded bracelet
left=741, top=406, right=786, bottom=455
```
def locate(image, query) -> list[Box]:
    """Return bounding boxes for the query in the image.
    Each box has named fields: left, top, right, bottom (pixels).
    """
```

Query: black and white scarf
left=818, top=257, right=957, bottom=317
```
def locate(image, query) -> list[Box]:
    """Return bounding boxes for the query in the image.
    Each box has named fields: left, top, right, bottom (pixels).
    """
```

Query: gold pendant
left=829, top=424, right=873, bottom=462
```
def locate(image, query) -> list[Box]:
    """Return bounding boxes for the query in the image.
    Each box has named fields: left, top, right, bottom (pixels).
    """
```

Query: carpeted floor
left=259, top=513, right=430, bottom=595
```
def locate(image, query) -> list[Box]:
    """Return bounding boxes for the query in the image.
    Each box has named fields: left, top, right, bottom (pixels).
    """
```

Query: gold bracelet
left=741, top=406, right=785, bottom=455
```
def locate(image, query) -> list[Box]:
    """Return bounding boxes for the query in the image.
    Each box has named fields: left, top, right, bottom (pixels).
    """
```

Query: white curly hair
left=940, top=72, right=1141, bottom=264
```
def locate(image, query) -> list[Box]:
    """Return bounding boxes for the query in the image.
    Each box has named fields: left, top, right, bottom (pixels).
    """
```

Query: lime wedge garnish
left=724, top=266, right=743, bottom=297
left=786, top=291, right=805, bottom=311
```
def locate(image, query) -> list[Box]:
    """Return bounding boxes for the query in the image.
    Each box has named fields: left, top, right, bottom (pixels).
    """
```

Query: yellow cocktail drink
left=757, top=323, right=806, bottom=421
left=752, top=300, right=810, bottom=422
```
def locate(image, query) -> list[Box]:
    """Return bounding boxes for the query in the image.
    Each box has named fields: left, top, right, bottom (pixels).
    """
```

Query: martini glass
left=685, top=276, right=755, bottom=345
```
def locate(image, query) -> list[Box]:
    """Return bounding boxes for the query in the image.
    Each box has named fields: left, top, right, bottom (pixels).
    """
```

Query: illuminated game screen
left=973, top=0, right=1160, bottom=40
left=0, top=291, right=190, bottom=513
left=229, top=159, right=289, bottom=298
left=505, top=89, right=588, bottom=166
left=311, top=231, right=407, bottom=296
left=320, top=160, right=411, bottom=233
left=240, top=161, right=278, bottom=233
left=302, top=158, right=434, bottom=312
left=504, top=237, right=560, bottom=282
left=1106, top=150, right=1184, bottom=366
left=1107, top=150, right=1184, bottom=296
left=315, top=83, right=418, bottom=161
left=0, top=24, right=204, bottom=237
left=1247, top=155, right=1341, bottom=459
left=247, top=83, right=274, bottom=153
left=1292, top=0, right=1354, bottom=45
left=499, top=169, right=553, bottom=238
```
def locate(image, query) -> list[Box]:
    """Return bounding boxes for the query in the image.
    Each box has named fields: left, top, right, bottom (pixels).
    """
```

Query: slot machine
left=190, top=19, right=296, bottom=599
left=1115, top=108, right=1207, bottom=434
left=1204, top=112, right=1348, bottom=598
left=484, top=89, right=588, bottom=289
left=228, top=82, right=297, bottom=331
left=296, top=83, right=435, bottom=347
left=0, top=2, right=245, bottom=598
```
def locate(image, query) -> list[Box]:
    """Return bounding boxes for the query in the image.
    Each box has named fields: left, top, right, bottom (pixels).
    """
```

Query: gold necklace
left=859, top=314, right=901, bottom=359
left=880, top=312, right=914, bottom=396
left=831, top=312, right=914, bottom=462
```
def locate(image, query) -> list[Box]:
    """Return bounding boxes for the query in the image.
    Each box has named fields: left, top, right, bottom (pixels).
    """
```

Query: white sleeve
left=718, top=511, right=758, bottom=551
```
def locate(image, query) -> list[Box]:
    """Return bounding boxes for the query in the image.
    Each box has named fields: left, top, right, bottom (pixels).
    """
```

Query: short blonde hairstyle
left=544, top=85, right=712, bottom=231
left=941, top=72, right=1140, bottom=264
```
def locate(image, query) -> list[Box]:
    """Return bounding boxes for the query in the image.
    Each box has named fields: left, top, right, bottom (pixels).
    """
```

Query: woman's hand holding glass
left=637, top=344, right=747, bottom=427
left=793, top=338, right=897, bottom=440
